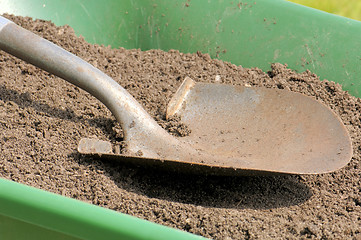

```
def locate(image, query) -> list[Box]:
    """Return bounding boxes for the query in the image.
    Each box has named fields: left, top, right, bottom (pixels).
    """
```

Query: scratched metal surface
left=79, top=79, right=352, bottom=175
left=173, top=81, right=352, bottom=174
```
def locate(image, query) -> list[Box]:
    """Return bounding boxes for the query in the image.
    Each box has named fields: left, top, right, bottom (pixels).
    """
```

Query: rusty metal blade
left=166, top=78, right=352, bottom=174
left=79, top=78, right=352, bottom=175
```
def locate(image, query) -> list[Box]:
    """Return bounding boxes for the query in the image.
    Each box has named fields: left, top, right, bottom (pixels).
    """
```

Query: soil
left=1, top=14, right=361, bottom=239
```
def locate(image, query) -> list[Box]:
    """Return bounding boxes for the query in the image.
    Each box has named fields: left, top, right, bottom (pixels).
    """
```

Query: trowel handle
left=0, top=16, right=107, bottom=99
left=0, top=16, right=159, bottom=135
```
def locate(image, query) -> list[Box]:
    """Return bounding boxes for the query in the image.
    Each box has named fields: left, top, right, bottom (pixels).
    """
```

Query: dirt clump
left=0, top=14, right=360, bottom=239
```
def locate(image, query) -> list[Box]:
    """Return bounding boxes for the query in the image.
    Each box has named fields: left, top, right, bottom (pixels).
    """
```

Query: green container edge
left=0, top=0, right=360, bottom=239
left=0, top=179, right=204, bottom=240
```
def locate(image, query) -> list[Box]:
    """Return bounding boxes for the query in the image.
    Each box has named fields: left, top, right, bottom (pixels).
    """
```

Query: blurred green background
left=288, top=0, right=361, bottom=21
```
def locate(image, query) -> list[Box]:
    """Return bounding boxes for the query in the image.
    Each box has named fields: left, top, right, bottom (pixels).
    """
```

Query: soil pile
left=1, top=15, right=360, bottom=239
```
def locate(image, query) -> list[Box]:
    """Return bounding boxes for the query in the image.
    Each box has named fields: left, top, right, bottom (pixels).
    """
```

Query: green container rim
left=0, top=178, right=205, bottom=240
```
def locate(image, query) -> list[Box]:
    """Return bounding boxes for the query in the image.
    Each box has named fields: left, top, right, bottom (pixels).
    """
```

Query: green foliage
left=288, top=0, right=361, bottom=21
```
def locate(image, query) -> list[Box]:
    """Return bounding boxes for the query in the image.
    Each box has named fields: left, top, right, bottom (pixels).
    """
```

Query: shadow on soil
left=0, top=85, right=120, bottom=140
left=80, top=156, right=312, bottom=210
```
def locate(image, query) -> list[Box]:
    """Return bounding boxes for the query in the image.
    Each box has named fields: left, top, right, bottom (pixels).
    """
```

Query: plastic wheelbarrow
left=0, top=0, right=360, bottom=239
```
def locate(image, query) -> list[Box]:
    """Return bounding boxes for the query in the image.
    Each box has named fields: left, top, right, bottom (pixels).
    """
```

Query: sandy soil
left=0, top=15, right=360, bottom=239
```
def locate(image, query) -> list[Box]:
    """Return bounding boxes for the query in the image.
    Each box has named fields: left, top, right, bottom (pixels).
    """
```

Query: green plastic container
left=0, top=0, right=360, bottom=239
